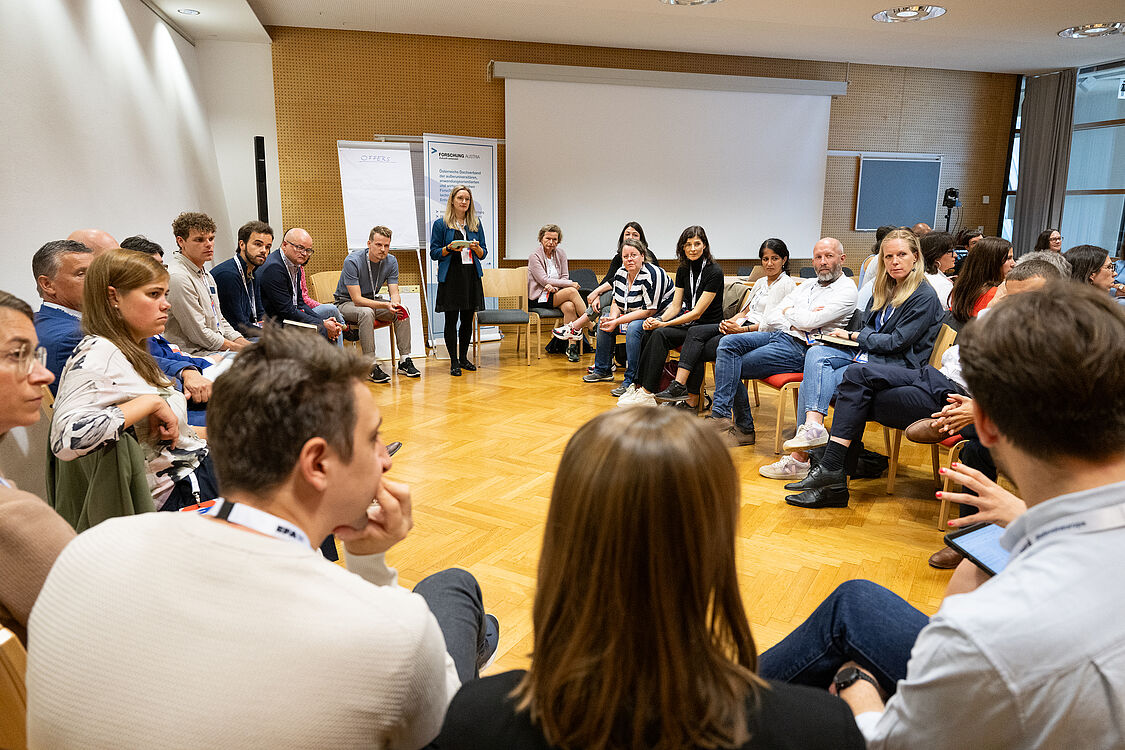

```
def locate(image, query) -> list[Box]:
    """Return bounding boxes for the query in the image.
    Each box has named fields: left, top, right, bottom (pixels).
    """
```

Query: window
left=1000, top=79, right=1024, bottom=241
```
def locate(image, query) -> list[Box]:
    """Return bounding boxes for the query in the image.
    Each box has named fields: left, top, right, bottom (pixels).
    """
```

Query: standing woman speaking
left=430, top=185, right=487, bottom=376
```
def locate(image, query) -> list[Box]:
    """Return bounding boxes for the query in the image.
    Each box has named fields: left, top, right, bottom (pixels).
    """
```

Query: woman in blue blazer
left=429, top=185, right=487, bottom=376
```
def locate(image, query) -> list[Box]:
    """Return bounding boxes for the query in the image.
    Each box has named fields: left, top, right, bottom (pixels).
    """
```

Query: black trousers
left=831, top=363, right=966, bottom=441
left=677, top=324, right=723, bottom=395
left=637, top=326, right=694, bottom=393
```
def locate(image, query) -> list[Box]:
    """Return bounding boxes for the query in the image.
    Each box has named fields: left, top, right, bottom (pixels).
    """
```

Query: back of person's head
left=1016, top=250, right=1070, bottom=277
left=516, top=408, right=761, bottom=749
left=32, top=239, right=91, bottom=295
left=1064, top=244, right=1109, bottom=285
left=119, top=235, right=164, bottom=260
left=871, top=225, right=896, bottom=255
left=759, top=237, right=790, bottom=273
left=1005, top=259, right=1060, bottom=283
left=208, top=326, right=369, bottom=496
left=949, top=236, right=1012, bottom=323
left=960, top=283, right=1125, bottom=462
left=171, top=212, right=216, bottom=240
left=674, top=225, right=713, bottom=265
left=919, top=231, right=954, bottom=274
left=1034, top=228, right=1060, bottom=252
left=82, top=248, right=170, bottom=387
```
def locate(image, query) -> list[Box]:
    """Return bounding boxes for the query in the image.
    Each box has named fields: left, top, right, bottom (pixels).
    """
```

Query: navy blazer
left=212, top=255, right=264, bottom=337
left=855, top=279, right=945, bottom=369
left=429, top=218, right=488, bottom=283
left=258, top=250, right=324, bottom=330
left=34, top=305, right=84, bottom=394
left=35, top=305, right=206, bottom=394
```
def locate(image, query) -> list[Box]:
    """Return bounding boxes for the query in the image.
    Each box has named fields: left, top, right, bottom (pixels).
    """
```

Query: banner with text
left=337, top=141, right=419, bottom=250
left=423, top=134, right=499, bottom=354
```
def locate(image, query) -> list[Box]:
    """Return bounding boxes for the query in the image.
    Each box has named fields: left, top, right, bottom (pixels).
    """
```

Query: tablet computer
left=944, top=523, right=1011, bottom=576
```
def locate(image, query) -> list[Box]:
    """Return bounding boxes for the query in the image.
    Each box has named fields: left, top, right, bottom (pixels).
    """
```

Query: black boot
left=784, top=464, right=847, bottom=492
left=785, top=484, right=850, bottom=509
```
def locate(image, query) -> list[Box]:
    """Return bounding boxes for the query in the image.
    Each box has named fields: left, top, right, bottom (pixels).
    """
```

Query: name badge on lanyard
left=236, top=255, right=258, bottom=320
left=688, top=261, right=707, bottom=308
left=203, top=498, right=311, bottom=547
left=1012, top=502, right=1125, bottom=558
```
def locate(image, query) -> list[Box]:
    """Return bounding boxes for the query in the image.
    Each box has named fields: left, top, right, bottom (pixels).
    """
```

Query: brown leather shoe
left=905, top=418, right=944, bottom=444
left=928, top=545, right=964, bottom=570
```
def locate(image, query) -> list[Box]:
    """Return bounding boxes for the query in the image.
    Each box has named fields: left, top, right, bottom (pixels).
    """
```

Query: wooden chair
left=40, top=385, right=54, bottom=418
left=308, top=270, right=395, bottom=359
left=885, top=323, right=959, bottom=494
left=0, top=626, right=27, bottom=750
left=749, top=373, right=803, bottom=454
left=475, top=267, right=535, bottom=365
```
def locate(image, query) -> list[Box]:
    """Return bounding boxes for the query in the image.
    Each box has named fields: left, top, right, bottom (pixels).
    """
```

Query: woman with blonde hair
left=761, top=229, right=944, bottom=487
left=51, top=249, right=216, bottom=511
left=429, top=184, right=487, bottom=375
left=436, top=408, right=863, bottom=749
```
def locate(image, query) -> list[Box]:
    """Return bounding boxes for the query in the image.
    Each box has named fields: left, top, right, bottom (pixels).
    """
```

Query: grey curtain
left=1012, top=69, right=1077, bottom=257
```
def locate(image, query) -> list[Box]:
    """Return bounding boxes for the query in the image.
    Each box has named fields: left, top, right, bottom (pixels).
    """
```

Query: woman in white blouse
left=654, top=238, right=796, bottom=409
left=52, top=249, right=216, bottom=511
left=920, top=232, right=955, bottom=310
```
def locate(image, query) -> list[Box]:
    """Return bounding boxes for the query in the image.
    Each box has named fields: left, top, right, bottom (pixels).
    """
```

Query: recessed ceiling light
left=176, top=8, right=201, bottom=15
left=1058, top=22, right=1124, bottom=39
left=659, top=0, right=723, bottom=6
left=873, top=5, right=947, bottom=23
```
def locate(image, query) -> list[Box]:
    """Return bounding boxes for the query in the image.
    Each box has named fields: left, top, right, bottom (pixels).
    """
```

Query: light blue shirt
left=859, top=479, right=1125, bottom=748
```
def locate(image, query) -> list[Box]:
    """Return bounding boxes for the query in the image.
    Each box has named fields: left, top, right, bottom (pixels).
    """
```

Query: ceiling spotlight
left=176, top=8, right=201, bottom=15
left=873, top=5, right=947, bottom=22
left=659, top=0, right=724, bottom=6
left=1058, top=22, right=1124, bottom=39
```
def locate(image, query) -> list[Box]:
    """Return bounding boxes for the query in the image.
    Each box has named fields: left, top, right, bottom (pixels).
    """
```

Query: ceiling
left=157, top=0, right=1125, bottom=74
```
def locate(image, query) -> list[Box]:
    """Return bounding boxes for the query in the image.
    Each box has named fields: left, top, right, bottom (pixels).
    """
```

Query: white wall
left=0, top=0, right=281, bottom=493
left=195, top=40, right=284, bottom=262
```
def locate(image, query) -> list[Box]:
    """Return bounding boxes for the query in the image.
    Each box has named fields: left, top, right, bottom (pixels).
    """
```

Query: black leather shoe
left=784, top=464, right=846, bottom=492
left=450, top=365, right=462, bottom=376
left=785, top=484, right=850, bottom=509
left=459, top=359, right=477, bottom=372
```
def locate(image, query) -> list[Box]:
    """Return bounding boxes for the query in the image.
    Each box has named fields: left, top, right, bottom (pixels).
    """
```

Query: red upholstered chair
left=748, top=373, right=803, bottom=454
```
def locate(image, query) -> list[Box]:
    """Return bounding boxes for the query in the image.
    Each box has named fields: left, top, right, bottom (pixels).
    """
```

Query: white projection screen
left=504, top=78, right=832, bottom=261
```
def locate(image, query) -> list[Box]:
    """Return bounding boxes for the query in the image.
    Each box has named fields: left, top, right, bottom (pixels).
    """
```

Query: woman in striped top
left=582, top=239, right=673, bottom=397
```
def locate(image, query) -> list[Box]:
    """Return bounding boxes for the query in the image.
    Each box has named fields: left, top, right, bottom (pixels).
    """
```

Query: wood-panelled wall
left=268, top=26, right=1017, bottom=278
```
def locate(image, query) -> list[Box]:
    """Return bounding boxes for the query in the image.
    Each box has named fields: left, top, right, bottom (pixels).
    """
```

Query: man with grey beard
left=705, top=238, right=857, bottom=446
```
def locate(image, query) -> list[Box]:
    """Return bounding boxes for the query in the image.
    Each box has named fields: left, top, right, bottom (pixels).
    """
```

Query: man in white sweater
left=27, top=328, right=496, bottom=749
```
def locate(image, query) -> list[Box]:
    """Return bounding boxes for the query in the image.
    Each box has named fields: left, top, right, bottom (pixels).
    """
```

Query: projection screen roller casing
left=504, top=77, right=832, bottom=260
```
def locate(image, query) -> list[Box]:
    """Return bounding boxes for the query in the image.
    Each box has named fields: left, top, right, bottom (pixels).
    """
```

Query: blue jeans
left=798, top=345, right=856, bottom=422
left=711, top=331, right=808, bottom=432
left=412, top=568, right=493, bottom=683
left=591, top=318, right=645, bottom=386
left=313, top=303, right=345, bottom=348
left=757, top=580, right=929, bottom=695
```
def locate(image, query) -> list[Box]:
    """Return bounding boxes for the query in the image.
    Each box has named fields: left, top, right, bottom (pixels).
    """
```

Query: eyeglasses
left=1050, top=236, right=1063, bottom=242
left=285, top=241, right=314, bottom=255
left=1103, top=262, right=1116, bottom=272
left=4, top=343, right=47, bottom=377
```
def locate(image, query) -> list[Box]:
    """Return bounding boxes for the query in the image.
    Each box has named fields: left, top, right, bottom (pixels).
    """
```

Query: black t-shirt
left=674, top=261, right=725, bottom=325
left=434, top=669, right=866, bottom=750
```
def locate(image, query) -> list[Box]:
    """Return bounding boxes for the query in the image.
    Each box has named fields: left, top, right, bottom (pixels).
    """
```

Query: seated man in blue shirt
left=213, top=220, right=271, bottom=338
left=258, top=228, right=343, bottom=344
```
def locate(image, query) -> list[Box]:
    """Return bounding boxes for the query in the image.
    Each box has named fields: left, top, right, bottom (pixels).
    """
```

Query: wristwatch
left=833, top=666, right=880, bottom=693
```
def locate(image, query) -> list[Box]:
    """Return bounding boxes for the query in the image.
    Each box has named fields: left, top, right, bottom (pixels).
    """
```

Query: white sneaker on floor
left=631, top=389, right=657, bottom=407
left=759, top=455, right=812, bottom=480
left=615, top=384, right=640, bottom=407
left=782, top=423, right=829, bottom=453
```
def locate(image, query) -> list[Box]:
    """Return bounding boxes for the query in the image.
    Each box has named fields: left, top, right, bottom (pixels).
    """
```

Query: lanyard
left=204, top=498, right=311, bottom=547
left=1011, top=502, right=1125, bottom=558
left=688, top=261, right=707, bottom=306
left=234, top=255, right=258, bottom=320
left=874, top=305, right=894, bottom=331
left=367, top=257, right=380, bottom=298
left=0, top=477, right=10, bottom=489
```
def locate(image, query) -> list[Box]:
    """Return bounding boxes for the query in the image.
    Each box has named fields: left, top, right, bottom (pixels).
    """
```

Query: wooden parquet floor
left=367, top=336, right=955, bottom=674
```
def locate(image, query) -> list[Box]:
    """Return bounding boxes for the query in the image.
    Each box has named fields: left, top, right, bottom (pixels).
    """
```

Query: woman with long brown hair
left=436, top=408, right=863, bottom=750
left=948, top=236, right=1015, bottom=324
left=51, top=249, right=216, bottom=511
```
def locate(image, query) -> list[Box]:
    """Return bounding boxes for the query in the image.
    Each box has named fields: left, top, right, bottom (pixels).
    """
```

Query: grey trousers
left=337, top=298, right=411, bottom=359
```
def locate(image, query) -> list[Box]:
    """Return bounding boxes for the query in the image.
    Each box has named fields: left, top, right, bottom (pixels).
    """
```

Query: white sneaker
left=552, top=324, right=579, bottom=341
left=615, top=384, right=639, bottom=407
left=759, top=455, right=812, bottom=480
left=782, top=423, right=829, bottom=453
left=631, top=389, right=657, bottom=407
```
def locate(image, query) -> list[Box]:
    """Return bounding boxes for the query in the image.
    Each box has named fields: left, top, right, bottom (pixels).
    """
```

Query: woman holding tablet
left=436, top=408, right=864, bottom=750
left=429, top=185, right=487, bottom=376
left=620, top=226, right=725, bottom=407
